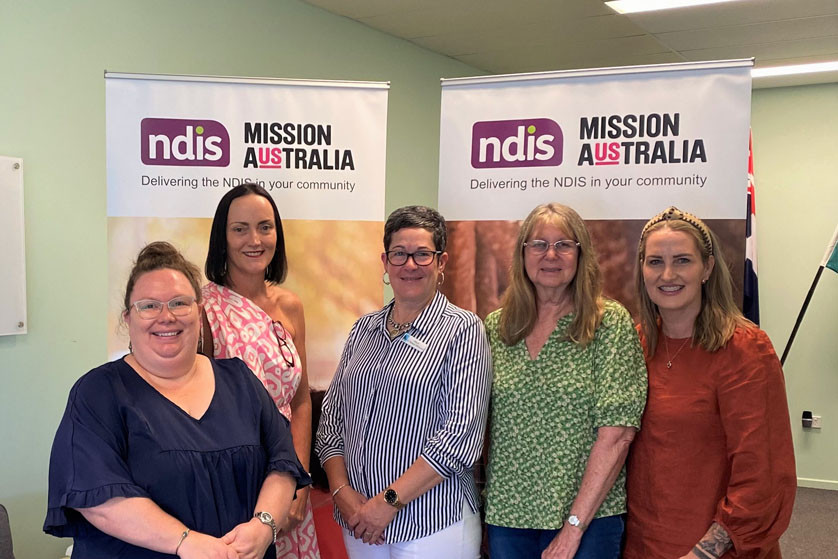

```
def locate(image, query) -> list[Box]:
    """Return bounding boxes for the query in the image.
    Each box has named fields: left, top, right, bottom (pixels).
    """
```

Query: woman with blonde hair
left=624, top=207, right=796, bottom=559
left=484, top=203, right=647, bottom=559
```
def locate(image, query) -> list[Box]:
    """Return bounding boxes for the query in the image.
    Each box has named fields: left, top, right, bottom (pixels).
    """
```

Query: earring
left=382, top=272, right=391, bottom=286
left=438, top=272, right=445, bottom=286
left=702, top=279, right=707, bottom=284
left=128, top=341, right=133, bottom=353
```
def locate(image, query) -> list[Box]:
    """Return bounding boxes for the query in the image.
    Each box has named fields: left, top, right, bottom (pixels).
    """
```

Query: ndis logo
left=471, top=118, right=563, bottom=168
left=141, top=118, right=230, bottom=167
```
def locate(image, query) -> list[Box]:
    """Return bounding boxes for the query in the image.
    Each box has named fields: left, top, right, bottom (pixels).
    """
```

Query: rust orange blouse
left=624, top=326, right=796, bottom=559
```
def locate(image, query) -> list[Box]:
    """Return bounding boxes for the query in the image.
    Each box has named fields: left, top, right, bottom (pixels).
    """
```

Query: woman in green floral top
left=484, top=203, right=647, bottom=559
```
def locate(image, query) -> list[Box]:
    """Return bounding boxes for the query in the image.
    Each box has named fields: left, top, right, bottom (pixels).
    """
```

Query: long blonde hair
left=635, top=207, right=751, bottom=357
left=498, top=203, right=604, bottom=346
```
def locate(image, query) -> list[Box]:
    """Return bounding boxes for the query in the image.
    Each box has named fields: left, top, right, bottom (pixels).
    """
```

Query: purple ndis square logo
left=471, top=118, right=563, bottom=169
left=141, top=118, right=230, bottom=167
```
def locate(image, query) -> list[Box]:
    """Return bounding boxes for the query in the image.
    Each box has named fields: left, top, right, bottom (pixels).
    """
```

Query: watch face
left=384, top=489, right=398, bottom=505
left=257, top=511, right=273, bottom=523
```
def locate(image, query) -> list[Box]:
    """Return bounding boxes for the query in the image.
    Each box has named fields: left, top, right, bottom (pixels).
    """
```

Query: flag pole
left=781, top=224, right=838, bottom=366
left=780, top=267, right=824, bottom=366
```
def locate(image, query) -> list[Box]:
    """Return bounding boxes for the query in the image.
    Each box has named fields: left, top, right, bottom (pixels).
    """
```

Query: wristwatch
left=254, top=511, right=277, bottom=544
left=567, top=514, right=587, bottom=531
left=383, top=488, right=405, bottom=510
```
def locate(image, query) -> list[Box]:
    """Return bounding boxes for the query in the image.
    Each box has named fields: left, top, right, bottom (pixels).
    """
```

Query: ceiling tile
left=656, top=15, right=838, bottom=51
left=627, top=0, right=838, bottom=33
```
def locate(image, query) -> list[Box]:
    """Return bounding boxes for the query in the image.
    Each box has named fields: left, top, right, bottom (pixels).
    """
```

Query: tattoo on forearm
left=694, top=522, right=732, bottom=558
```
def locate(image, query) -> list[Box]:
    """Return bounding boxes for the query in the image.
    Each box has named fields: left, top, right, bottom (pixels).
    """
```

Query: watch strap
left=384, top=488, right=405, bottom=510
left=567, top=514, right=587, bottom=531
left=254, top=511, right=277, bottom=544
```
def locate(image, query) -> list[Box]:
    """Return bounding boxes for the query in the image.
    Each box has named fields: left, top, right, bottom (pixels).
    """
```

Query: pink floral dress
left=203, top=282, right=321, bottom=559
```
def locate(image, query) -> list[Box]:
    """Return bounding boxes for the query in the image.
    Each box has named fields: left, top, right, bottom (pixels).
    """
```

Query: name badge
left=401, top=333, right=429, bottom=352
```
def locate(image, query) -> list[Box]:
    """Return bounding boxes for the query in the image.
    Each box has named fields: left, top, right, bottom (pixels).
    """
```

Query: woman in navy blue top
left=45, top=242, right=310, bottom=559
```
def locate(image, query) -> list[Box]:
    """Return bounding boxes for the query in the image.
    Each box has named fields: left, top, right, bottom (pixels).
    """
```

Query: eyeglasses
left=131, top=296, right=197, bottom=319
left=385, top=250, right=442, bottom=266
left=272, top=321, right=296, bottom=369
left=523, top=239, right=580, bottom=256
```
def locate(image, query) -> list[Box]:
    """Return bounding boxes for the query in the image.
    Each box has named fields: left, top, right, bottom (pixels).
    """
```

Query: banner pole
left=780, top=266, right=825, bottom=366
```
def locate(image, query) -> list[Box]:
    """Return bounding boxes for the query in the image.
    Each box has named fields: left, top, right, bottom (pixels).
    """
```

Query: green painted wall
left=1, top=1, right=836, bottom=556
left=751, top=83, right=838, bottom=489
left=0, top=0, right=481, bottom=556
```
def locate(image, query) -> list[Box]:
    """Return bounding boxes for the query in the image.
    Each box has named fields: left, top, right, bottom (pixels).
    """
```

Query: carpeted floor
left=780, top=487, right=838, bottom=558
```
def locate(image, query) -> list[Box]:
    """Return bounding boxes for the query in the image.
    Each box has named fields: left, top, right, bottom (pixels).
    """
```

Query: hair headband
left=639, top=206, right=714, bottom=257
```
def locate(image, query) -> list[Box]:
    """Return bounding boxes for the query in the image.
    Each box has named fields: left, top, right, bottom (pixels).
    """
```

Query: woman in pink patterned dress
left=202, top=183, right=320, bottom=559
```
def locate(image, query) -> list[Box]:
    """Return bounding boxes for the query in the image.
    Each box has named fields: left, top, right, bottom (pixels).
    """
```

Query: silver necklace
left=664, top=336, right=691, bottom=369
left=387, top=312, right=412, bottom=332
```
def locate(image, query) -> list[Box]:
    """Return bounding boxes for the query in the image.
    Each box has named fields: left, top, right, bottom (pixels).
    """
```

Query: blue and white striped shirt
left=315, top=291, right=492, bottom=543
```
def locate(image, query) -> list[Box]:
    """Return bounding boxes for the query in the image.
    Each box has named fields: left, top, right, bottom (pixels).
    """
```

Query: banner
left=106, top=73, right=389, bottom=389
left=438, top=60, right=752, bottom=317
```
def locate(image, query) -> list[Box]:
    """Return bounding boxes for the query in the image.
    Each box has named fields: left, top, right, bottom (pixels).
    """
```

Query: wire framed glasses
left=523, top=239, right=580, bottom=256
left=131, top=296, right=197, bottom=319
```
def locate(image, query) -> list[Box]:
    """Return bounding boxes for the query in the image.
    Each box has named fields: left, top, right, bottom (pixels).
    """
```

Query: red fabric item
left=624, top=327, right=796, bottom=559
left=310, top=488, right=349, bottom=559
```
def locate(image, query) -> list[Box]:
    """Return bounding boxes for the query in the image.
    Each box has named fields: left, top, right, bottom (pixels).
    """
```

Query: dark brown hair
left=205, top=183, right=287, bottom=284
left=383, top=206, right=447, bottom=252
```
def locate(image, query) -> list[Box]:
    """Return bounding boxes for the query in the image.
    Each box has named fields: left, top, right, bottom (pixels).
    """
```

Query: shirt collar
left=367, top=291, right=448, bottom=337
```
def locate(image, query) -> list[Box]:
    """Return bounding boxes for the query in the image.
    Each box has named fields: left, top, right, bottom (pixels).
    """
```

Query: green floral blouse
left=484, top=299, right=647, bottom=529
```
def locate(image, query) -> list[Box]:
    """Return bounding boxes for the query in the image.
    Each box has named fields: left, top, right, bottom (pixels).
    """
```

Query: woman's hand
left=177, top=531, right=240, bottom=559
left=220, top=518, right=273, bottom=559
left=541, top=523, right=583, bottom=559
left=348, top=493, right=397, bottom=546
left=285, top=486, right=310, bottom=532
left=333, top=485, right=367, bottom=525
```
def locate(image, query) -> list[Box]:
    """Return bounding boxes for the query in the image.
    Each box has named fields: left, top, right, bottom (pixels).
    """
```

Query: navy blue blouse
left=44, top=357, right=310, bottom=559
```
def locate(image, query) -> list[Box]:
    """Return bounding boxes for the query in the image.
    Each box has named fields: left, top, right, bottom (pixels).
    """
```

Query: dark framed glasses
left=385, top=250, right=442, bottom=266
left=272, top=321, right=296, bottom=369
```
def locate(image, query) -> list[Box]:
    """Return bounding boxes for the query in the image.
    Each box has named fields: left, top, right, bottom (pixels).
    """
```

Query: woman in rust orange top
left=624, top=207, right=796, bottom=559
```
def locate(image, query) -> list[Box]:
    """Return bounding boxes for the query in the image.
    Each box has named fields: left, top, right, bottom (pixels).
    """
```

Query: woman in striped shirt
left=316, top=205, right=492, bottom=559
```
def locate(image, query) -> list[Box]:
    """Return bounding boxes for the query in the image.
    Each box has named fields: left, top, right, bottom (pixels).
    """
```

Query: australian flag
left=744, top=131, right=759, bottom=325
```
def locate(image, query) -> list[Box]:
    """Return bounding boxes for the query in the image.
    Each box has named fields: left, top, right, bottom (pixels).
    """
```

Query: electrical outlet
left=812, top=415, right=822, bottom=429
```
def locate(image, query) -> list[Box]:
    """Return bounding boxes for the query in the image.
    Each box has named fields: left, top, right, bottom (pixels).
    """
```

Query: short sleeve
left=712, top=328, right=796, bottom=555
left=44, top=370, right=149, bottom=537
left=242, top=360, right=311, bottom=490
left=593, top=301, right=648, bottom=429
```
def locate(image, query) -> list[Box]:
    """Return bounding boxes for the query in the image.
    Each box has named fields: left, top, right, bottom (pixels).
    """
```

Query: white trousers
left=342, top=505, right=481, bottom=559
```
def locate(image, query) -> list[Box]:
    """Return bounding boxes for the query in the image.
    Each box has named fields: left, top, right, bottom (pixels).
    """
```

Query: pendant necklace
left=664, top=335, right=691, bottom=369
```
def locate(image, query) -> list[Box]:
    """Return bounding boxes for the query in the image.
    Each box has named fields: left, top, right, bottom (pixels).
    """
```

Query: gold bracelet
left=175, top=528, right=190, bottom=555
left=331, top=483, right=350, bottom=498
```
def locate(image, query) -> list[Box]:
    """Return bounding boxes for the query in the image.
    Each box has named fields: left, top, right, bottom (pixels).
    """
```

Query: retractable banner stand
left=106, top=73, right=389, bottom=389
left=437, top=60, right=752, bottom=317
